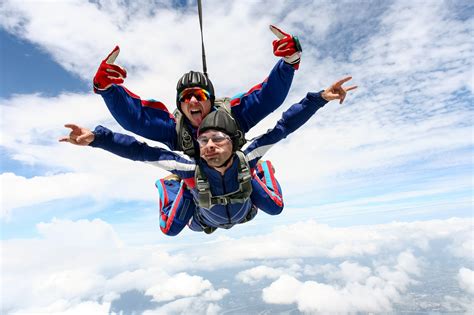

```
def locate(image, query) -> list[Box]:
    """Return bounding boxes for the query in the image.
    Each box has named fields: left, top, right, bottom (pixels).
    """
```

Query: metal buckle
left=212, top=196, right=228, bottom=205
left=196, top=178, right=209, bottom=192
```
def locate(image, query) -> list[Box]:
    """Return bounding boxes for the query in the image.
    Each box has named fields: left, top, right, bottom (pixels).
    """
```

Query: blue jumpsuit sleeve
left=245, top=91, right=328, bottom=167
left=90, top=125, right=195, bottom=179
left=230, top=59, right=295, bottom=132
left=96, top=85, right=179, bottom=149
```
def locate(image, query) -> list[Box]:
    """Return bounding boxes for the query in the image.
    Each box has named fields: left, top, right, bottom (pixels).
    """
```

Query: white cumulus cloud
left=2, top=217, right=473, bottom=314
left=458, top=267, right=474, bottom=295
left=146, top=272, right=212, bottom=302
left=262, top=251, right=420, bottom=313
left=236, top=265, right=295, bottom=285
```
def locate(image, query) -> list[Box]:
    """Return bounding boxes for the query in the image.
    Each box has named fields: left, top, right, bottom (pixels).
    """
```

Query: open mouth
left=190, top=109, right=202, bottom=117
left=189, top=108, right=203, bottom=124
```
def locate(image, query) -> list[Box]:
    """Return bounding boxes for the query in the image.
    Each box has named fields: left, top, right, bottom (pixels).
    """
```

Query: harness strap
left=210, top=196, right=248, bottom=205
left=195, top=151, right=253, bottom=209
left=174, top=109, right=197, bottom=157
left=194, top=204, right=258, bottom=232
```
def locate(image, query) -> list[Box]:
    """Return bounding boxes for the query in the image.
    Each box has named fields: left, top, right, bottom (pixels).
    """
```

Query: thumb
left=105, top=45, right=120, bottom=64
left=64, top=123, right=80, bottom=132
left=269, top=25, right=288, bottom=40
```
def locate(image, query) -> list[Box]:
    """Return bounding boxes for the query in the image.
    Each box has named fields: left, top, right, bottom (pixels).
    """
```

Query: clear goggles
left=197, top=131, right=231, bottom=147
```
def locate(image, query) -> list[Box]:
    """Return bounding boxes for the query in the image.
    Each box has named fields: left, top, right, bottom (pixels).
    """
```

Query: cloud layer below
left=1, top=1, right=472, bottom=313
left=3, top=217, right=473, bottom=314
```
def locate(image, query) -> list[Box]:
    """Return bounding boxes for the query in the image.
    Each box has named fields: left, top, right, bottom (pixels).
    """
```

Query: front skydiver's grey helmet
left=197, top=110, right=243, bottom=152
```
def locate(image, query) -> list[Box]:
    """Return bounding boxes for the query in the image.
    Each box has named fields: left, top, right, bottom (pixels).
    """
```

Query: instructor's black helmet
left=198, top=110, right=243, bottom=151
left=176, top=71, right=215, bottom=110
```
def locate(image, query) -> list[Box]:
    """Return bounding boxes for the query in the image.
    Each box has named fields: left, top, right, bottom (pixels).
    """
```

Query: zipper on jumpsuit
left=221, top=174, right=232, bottom=225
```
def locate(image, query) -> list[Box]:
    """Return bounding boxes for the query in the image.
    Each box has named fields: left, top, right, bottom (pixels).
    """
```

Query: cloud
left=1, top=1, right=473, bottom=313
left=0, top=93, right=171, bottom=217
left=1, top=172, right=102, bottom=219
left=236, top=264, right=301, bottom=285
left=0, top=0, right=472, bottom=223
left=143, top=273, right=230, bottom=315
left=442, top=267, right=474, bottom=313
left=2, top=217, right=473, bottom=313
left=0, top=0, right=296, bottom=96
left=443, top=295, right=474, bottom=314
left=450, top=236, right=474, bottom=260
left=2, top=218, right=190, bottom=313
left=261, top=251, right=421, bottom=313
left=146, top=273, right=212, bottom=302
left=458, top=267, right=474, bottom=295
left=9, top=300, right=111, bottom=315
left=326, top=261, right=372, bottom=284
left=143, top=293, right=228, bottom=315
left=186, top=218, right=473, bottom=269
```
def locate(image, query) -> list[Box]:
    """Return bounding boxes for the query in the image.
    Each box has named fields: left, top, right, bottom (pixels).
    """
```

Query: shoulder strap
left=214, top=97, right=232, bottom=112
left=195, top=151, right=253, bottom=209
left=174, top=109, right=197, bottom=157
left=195, top=162, right=211, bottom=209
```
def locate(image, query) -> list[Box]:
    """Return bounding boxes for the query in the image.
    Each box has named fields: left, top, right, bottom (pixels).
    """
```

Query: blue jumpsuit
left=90, top=92, right=328, bottom=235
left=94, top=59, right=296, bottom=234
left=94, top=59, right=296, bottom=148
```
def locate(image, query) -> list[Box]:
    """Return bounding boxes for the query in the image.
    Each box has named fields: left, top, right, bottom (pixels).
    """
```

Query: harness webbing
left=195, top=151, right=253, bottom=210
left=174, top=109, right=196, bottom=157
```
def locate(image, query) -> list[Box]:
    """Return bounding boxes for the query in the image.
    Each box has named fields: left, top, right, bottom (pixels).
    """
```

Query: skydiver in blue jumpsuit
left=60, top=77, right=357, bottom=235
left=90, top=25, right=303, bottom=232
left=92, top=25, right=302, bottom=149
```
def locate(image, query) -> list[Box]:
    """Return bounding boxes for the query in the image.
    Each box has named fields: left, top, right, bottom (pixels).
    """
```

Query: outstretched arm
left=230, top=25, right=301, bottom=132
left=59, top=124, right=196, bottom=179
left=93, top=46, right=178, bottom=148
left=245, top=77, right=358, bottom=166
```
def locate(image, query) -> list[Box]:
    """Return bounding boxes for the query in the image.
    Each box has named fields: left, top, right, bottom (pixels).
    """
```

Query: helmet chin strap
left=216, top=153, right=234, bottom=168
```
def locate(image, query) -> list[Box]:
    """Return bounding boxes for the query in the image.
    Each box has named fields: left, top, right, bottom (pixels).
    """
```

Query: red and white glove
left=93, top=46, right=127, bottom=92
left=270, top=25, right=302, bottom=69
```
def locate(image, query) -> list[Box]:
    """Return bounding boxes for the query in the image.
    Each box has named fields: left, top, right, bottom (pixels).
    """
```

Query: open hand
left=321, top=76, right=358, bottom=104
left=59, top=124, right=95, bottom=146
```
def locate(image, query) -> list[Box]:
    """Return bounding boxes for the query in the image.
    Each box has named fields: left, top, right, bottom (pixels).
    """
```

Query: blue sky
left=1, top=0, right=473, bottom=314
left=0, top=30, right=89, bottom=98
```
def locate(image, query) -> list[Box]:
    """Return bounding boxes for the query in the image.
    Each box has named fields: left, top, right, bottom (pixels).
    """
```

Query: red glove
left=93, top=46, right=127, bottom=92
left=270, top=25, right=302, bottom=69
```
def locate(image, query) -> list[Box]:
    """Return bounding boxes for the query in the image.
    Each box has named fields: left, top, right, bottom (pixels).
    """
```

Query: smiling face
left=198, top=129, right=233, bottom=169
left=179, top=88, right=212, bottom=127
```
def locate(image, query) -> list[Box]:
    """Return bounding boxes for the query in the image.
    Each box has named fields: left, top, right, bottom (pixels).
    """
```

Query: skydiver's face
left=179, top=88, right=212, bottom=127
left=198, top=130, right=233, bottom=169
